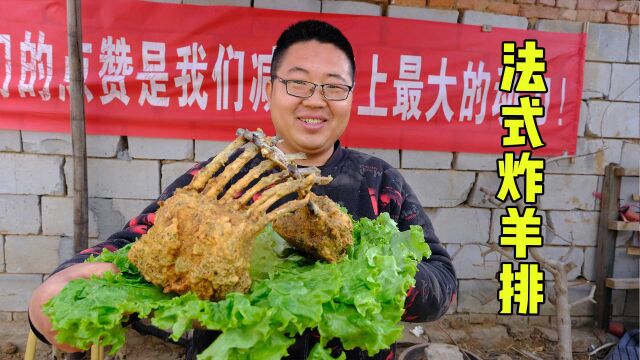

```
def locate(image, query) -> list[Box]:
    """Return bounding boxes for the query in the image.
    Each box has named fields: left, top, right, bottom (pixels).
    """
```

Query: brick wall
left=391, top=0, right=640, bottom=25
left=1, top=0, right=638, bottom=330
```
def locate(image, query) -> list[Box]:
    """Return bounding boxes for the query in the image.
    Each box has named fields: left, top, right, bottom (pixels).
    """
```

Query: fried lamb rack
left=128, top=129, right=334, bottom=301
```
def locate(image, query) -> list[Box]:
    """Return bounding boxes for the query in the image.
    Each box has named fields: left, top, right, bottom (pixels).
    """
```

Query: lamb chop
left=272, top=193, right=352, bottom=263
left=128, top=129, right=351, bottom=301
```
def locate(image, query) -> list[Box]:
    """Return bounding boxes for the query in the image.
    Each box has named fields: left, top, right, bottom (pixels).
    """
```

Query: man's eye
left=291, top=80, right=308, bottom=86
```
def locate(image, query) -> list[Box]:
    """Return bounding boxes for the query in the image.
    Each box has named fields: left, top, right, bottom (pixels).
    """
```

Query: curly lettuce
left=44, top=213, right=431, bottom=359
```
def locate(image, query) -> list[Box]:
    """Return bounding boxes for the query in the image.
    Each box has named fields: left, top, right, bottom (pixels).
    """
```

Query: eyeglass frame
left=272, top=76, right=354, bottom=101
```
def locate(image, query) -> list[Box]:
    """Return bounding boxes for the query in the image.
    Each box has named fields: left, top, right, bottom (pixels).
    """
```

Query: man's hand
left=28, top=262, right=119, bottom=352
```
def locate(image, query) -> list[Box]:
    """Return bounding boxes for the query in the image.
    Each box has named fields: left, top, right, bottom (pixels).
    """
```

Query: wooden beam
left=595, top=164, right=620, bottom=330
left=67, top=0, right=89, bottom=253
left=608, top=221, right=640, bottom=232
left=606, top=278, right=640, bottom=290
left=614, top=168, right=640, bottom=177
left=627, top=247, right=640, bottom=256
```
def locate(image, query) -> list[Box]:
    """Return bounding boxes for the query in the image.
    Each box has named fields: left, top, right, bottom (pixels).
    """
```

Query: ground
left=0, top=315, right=621, bottom=359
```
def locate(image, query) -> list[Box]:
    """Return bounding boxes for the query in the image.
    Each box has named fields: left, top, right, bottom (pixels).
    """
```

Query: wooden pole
left=594, top=164, right=620, bottom=329
left=67, top=0, right=88, bottom=253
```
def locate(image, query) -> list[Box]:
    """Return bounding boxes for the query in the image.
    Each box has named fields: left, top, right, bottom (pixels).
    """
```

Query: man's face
left=266, top=40, right=353, bottom=163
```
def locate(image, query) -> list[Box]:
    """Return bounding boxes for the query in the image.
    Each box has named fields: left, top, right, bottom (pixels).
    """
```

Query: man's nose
left=302, top=86, right=326, bottom=106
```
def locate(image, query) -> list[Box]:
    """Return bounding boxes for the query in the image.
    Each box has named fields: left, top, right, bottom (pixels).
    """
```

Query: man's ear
left=265, top=79, right=272, bottom=105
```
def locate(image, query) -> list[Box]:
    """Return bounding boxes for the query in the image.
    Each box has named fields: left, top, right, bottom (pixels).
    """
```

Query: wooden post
left=67, top=0, right=88, bottom=253
left=594, top=163, right=620, bottom=329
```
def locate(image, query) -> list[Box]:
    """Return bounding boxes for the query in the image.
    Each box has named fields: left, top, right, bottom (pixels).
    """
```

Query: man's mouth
left=299, top=118, right=325, bottom=124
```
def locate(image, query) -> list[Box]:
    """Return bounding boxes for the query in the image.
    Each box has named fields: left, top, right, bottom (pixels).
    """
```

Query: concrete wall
left=1, top=0, right=638, bottom=329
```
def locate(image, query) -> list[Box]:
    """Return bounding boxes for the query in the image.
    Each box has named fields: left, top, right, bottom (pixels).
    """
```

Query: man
left=29, top=20, right=457, bottom=359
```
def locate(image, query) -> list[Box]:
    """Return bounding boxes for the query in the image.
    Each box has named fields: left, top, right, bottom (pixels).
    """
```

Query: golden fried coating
left=272, top=193, right=353, bottom=263
left=128, top=130, right=325, bottom=301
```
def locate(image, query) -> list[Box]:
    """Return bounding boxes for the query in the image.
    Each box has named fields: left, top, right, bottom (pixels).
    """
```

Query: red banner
left=0, top=0, right=585, bottom=155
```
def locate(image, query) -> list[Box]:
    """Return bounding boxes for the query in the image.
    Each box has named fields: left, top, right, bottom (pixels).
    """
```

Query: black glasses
left=273, top=76, right=353, bottom=101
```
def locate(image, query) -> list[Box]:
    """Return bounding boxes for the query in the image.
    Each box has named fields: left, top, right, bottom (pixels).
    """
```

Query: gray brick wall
left=585, top=101, right=640, bottom=138
left=539, top=175, right=599, bottom=210
left=64, top=158, right=161, bottom=199
left=610, top=63, right=640, bottom=101
left=161, top=161, right=196, bottom=191
left=0, top=275, right=42, bottom=311
left=447, top=244, right=501, bottom=279
left=629, top=26, right=639, bottom=63
left=461, top=10, right=528, bottom=29
left=0, top=154, right=65, bottom=195
left=128, top=137, right=193, bottom=160
left=387, top=5, right=459, bottom=23
left=254, top=0, right=321, bottom=12
left=399, top=170, right=475, bottom=207
left=5, top=236, right=62, bottom=273
left=1, top=2, right=637, bottom=326
left=21, top=132, right=120, bottom=158
left=195, top=140, right=228, bottom=161
left=582, top=62, right=611, bottom=99
left=322, top=0, right=382, bottom=16
left=546, top=211, right=599, bottom=246
left=458, top=280, right=500, bottom=314
left=545, top=138, right=623, bottom=175
left=0, top=236, right=4, bottom=273
left=0, top=195, right=41, bottom=235
left=586, top=24, right=629, bottom=62
left=0, top=131, right=21, bottom=152
left=402, top=150, right=453, bottom=169
left=426, top=207, right=491, bottom=244
left=41, top=197, right=99, bottom=237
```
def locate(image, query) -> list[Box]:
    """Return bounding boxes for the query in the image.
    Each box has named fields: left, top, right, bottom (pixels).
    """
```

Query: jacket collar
left=318, top=140, right=345, bottom=171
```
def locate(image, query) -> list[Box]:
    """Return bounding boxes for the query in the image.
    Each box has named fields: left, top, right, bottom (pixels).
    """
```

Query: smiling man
left=267, top=38, right=354, bottom=167
left=28, top=20, right=456, bottom=359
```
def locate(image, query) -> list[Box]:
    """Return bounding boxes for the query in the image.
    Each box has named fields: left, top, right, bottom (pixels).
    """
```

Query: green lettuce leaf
left=44, top=212, right=430, bottom=359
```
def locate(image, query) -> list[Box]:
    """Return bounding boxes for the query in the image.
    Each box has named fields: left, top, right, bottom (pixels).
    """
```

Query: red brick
left=555, top=0, right=576, bottom=9
left=519, top=4, right=561, bottom=19
left=391, top=0, right=427, bottom=7
left=487, top=1, right=520, bottom=15
left=515, top=0, right=535, bottom=4
left=596, top=0, right=618, bottom=11
left=428, top=0, right=455, bottom=8
left=575, top=9, right=605, bottom=22
left=456, top=0, right=489, bottom=10
left=606, top=11, right=630, bottom=24
left=536, top=0, right=555, bottom=6
left=576, top=0, right=597, bottom=10
left=631, top=14, right=639, bottom=25
left=618, top=1, right=639, bottom=14
left=559, top=8, right=577, bottom=20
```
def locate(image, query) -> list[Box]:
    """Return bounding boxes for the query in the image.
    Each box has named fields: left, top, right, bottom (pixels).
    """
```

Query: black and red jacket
left=39, top=142, right=457, bottom=359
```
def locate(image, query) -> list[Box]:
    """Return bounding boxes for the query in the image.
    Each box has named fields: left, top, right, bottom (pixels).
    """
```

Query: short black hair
left=271, top=20, right=355, bottom=83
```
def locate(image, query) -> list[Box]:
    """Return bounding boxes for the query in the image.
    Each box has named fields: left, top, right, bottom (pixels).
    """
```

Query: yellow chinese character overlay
left=500, top=206, right=543, bottom=259
left=500, top=39, right=547, bottom=93
left=499, top=262, right=545, bottom=315
left=500, top=42, right=517, bottom=93
left=499, top=262, right=515, bottom=314
left=497, top=151, right=545, bottom=203
left=501, top=96, right=545, bottom=149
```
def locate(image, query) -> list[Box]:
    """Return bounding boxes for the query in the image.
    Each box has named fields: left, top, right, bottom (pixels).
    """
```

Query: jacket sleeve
left=52, top=161, right=207, bottom=274
left=378, top=168, right=458, bottom=322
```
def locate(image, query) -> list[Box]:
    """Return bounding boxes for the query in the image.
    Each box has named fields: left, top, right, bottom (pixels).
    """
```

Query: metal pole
left=67, top=0, right=88, bottom=253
